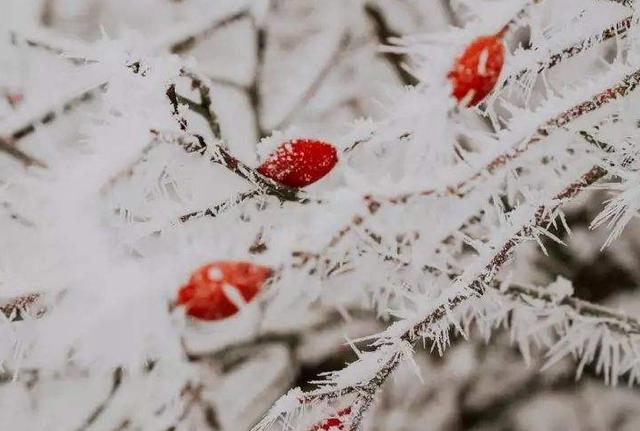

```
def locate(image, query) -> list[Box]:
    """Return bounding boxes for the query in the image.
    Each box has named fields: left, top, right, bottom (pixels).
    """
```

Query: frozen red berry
left=448, top=34, right=505, bottom=107
left=176, top=261, right=272, bottom=321
left=258, top=139, right=338, bottom=188
left=310, top=407, right=351, bottom=431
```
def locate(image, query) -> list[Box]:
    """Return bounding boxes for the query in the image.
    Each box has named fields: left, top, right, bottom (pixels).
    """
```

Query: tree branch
left=272, top=33, right=353, bottom=131
left=387, top=67, right=640, bottom=204
left=169, top=10, right=249, bottom=54
left=503, top=15, right=635, bottom=90
left=179, top=189, right=264, bottom=223
left=247, top=21, right=268, bottom=139
left=73, top=368, right=124, bottom=431
left=266, top=164, right=608, bottom=428
left=3, top=8, right=246, bottom=166
left=363, top=3, right=418, bottom=86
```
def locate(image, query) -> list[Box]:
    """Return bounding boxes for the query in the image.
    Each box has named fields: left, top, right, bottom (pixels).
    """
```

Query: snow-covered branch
left=6, top=1, right=640, bottom=429
left=256, top=163, right=609, bottom=429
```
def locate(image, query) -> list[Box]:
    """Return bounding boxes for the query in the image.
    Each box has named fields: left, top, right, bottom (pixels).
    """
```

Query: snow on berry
left=257, top=139, right=338, bottom=188
left=310, top=407, right=352, bottom=431
left=176, top=261, right=272, bottom=321
left=447, top=34, right=505, bottom=107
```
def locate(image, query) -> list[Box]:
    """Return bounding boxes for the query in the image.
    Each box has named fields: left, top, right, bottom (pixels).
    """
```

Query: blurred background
left=2, top=1, right=640, bottom=430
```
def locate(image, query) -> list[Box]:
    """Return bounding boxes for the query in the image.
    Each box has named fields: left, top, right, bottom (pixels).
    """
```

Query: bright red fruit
left=310, top=407, right=352, bottom=431
left=177, top=261, right=272, bottom=321
left=257, top=139, right=338, bottom=188
left=448, top=34, right=505, bottom=107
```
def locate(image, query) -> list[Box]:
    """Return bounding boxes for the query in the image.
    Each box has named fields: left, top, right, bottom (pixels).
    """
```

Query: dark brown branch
left=179, top=189, right=263, bottom=222
left=74, top=368, right=124, bottom=431
left=178, top=70, right=223, bottom=140
left=363, top=3, right=419, bottom=86
left=169, top=11, right=249, bottom=54
left=11, top=30, right=95, bottom=65
left=0, top=82, right=102, bottom=168
left=0, top=137, right=46, bottom=168
left=247, top=23, right=268, bottom=139
left=608, top=0, right=633, bottom=6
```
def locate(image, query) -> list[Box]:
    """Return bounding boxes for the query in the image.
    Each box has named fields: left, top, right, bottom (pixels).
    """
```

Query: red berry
left=448, top=35, right=505, bottom=107
left=310, top=407, right=352, bottom=431
left=176, top=261, right=272, bottom=321
left=257, top=139, right=338, bottom=188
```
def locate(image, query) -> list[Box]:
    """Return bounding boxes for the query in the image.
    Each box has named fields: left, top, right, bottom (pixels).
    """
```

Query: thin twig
left=363, top=3, right=418, bottom=86
left=272, top=33, right=353, bottom=131
left=0, top=137, right=46, bottom=168
left=0, top=79, right=103, bottom=167
left=247, top=20, right=268, bottom=139
left=169, top=11, right=249, bottom=54
left=74, top=368, right=124, bottom=431
left=179, top=189, right=264, bottom=223
left=178, top=69, right=223, bottom=140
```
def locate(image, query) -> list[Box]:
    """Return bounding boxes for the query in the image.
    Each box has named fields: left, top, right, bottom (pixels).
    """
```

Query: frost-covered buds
left=258, top=139, right=338, bottom=188
left=176, top=261, right=272, bottom=321
left=448, top=34, right=505, bottom=106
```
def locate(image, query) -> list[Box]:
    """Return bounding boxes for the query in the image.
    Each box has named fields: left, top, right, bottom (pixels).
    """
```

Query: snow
left=3, top=0, right=640, bottom=430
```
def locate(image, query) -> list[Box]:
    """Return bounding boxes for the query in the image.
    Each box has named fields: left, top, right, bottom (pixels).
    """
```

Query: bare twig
left=74, top=368, right=124, bottom=431
left=169, top=11, right=248, bottom=54
left=273, top=33, right=353, bottom=130
left=247, top=21, right=268, bottom=139
left=11, top=29, right=95, bottom=65
left=363, top=3, right=418, bottom=86
left=179, top=189, right=264, bottom=222
left=0, top=79, right=103, bottom=167
left=0, top=137, right=46, bottom=168
left=178, top=69, right=223, bottom=140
